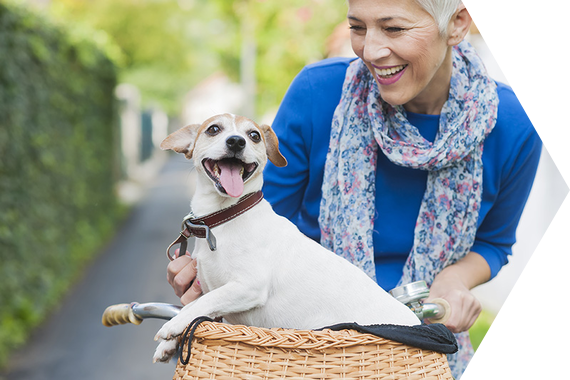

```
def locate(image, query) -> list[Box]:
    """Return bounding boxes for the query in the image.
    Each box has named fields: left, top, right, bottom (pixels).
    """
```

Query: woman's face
left=348, top=0, right=454, bottom=114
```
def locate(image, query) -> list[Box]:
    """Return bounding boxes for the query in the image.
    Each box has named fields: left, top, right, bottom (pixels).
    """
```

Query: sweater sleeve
left=470, top=85, right=542, bottom=279
left=262, top=67, right=314, bottom=224
left=263, top=58, right=351, bottom=239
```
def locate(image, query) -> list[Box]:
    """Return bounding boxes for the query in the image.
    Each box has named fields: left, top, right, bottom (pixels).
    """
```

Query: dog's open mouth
left=203, top=158, right=258, bottom=198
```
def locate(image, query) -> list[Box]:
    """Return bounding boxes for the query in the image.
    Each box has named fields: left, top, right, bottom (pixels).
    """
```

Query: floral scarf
left=318, top=41, right=498, bottom=379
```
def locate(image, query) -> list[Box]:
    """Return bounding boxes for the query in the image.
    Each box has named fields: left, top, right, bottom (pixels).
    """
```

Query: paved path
left=2, top=155, right=197, bottom=380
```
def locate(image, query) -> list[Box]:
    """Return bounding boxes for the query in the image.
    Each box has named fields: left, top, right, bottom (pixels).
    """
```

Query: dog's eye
left=248, top=131, right=261, bottom=143
left=206, top=124, right=221, bottom=136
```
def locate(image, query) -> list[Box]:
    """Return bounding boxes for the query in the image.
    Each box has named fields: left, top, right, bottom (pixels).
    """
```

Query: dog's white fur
left=154, top=113, right=420, bottom=362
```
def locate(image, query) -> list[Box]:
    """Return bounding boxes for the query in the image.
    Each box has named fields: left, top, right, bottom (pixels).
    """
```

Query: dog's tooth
left=214, top=163, right=220, bottom=177
left=240, top=166, right=244, bottom=176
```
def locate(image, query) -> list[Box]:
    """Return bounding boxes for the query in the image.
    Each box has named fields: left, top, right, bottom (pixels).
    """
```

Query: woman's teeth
left=375, top=65, right=406, bottom=77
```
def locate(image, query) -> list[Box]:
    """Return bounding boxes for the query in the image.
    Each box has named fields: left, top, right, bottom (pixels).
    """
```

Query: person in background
left=167, top=0, right=541, bottom=377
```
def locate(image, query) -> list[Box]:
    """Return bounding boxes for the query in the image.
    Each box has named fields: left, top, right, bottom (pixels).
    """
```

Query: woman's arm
left=262, top=69, right=314, bottom=222
left=427, top=85, right=542, bottom=333
left=264, top=58, right=352, bottom=240
left=469, top=84, right=543, bottom=280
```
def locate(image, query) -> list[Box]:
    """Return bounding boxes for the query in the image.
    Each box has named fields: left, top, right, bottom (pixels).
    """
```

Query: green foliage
left=240, top=0, right=349, bottom=114
left=49, top=0, right=223, bottom=115
left=47, top=0, right=348, bottom=117
left=0, top=1, right=122, bottom=368
left=469, top=312, right=504, bottom=355
left=189, top=0, right=349, bottom=115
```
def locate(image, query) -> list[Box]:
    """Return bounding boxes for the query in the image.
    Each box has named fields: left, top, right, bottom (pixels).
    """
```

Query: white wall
left=472, top=2, right=570, bottom=343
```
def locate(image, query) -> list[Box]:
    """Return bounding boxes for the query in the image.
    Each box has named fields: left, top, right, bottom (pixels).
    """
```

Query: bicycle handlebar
left=389, top=281, right=452, bottom=325
left=413, top=297, right=451, bottom=324
left=102, top=302, right=182, bottom=327
left=101, top=299, right=450, bottom=326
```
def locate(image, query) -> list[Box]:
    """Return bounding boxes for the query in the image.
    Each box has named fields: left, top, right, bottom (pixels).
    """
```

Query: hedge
left=0, top=2, right=122, bottom=367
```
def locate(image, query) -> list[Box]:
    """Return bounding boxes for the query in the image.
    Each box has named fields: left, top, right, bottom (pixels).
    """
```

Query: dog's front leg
left=153, top=281, right=268, bottom=362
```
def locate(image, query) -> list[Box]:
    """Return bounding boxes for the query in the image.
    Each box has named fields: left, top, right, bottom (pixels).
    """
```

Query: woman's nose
left=363, top=32, right=391, bottom=62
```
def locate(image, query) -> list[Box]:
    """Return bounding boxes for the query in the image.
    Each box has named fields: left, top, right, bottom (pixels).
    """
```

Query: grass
left=469, top=309, right=496, bottom=351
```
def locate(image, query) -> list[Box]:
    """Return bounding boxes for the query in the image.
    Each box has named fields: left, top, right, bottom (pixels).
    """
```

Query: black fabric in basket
left=321, top=322, right=458, bottom=354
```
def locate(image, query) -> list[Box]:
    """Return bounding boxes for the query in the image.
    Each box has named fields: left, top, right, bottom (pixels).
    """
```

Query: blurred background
left=0, top=0, right=567, bottom=379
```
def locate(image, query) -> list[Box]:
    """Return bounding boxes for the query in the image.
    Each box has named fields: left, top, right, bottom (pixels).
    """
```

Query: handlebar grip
left=425, top=298, right=451, bottom=325
left=102, top=303, right=143, bottom=327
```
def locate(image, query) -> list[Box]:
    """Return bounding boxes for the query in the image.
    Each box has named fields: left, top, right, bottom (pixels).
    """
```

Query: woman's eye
left=349, top=25, right=365, bottom=32
left=206, top=124, right=221, bottom=135
left=248, top=131, right=261, bottom=142
left=385, top=27, right=405, bottom=33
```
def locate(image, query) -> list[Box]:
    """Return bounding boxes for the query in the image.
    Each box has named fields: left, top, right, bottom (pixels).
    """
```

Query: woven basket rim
left=190, top=321, right=420, bottom=350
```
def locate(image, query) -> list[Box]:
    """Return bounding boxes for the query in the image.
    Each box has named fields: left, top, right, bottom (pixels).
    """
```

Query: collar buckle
left=183, top=219, right=217, bottom=251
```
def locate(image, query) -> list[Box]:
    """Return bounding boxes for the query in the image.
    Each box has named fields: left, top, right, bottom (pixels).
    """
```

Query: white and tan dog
left=154, top=113, right=420, bottom=362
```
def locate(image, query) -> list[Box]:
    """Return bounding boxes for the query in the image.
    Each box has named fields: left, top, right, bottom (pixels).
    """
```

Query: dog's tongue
left=218, top=160, right=244, bottom=198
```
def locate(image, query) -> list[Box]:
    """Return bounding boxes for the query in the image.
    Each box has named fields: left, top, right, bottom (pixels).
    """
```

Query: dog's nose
left=226, top=135, right=246, bottom=152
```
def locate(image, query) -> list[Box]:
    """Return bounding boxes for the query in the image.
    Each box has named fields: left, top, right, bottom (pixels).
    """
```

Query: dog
left=153, top=113, right=420, bottom=362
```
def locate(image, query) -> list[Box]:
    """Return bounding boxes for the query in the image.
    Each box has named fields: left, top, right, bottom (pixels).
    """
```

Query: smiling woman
left=260, top=0, right=542, bottom=378
left=347, top=0, right=470, bottom=114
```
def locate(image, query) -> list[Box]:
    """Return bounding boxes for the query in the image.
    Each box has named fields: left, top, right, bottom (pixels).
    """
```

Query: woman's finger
left=166, top=254, right=192, bottom=285
left=180, top=278, right=202, bottom=305
left=167, top=257, right=196, bottom=298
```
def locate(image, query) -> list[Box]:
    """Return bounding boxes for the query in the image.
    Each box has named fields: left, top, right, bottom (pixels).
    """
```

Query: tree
left=48, top=0, right=347, bottom=117
left=211, top=0, right=348, bottom=115
left=49, top=0, right=219, bottom=114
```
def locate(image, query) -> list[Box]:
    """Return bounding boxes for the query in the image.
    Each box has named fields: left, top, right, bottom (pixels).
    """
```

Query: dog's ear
left=260, top=124, right=287, bottom=167
left=160, top=124, right=201, bottom=159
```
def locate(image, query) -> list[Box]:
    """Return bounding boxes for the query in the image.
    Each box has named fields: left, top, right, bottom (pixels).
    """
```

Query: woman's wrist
left=436, top=251, right=491, bottom=290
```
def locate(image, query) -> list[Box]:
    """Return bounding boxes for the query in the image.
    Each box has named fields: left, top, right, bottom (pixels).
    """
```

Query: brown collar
left=166, top=191, right=264, bottom=260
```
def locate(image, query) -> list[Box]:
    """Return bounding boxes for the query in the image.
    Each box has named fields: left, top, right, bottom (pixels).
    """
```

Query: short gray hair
left=415, top=0, right=463, bottom=35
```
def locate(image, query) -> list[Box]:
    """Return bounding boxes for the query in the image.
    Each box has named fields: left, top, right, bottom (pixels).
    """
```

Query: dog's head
left=160, top=113, right=287, bottom=198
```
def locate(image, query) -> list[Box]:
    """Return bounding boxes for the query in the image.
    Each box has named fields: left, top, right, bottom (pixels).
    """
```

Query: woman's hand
left=425, top=252, right=490, bottom=333
left=167, top=249, right=202, bottom=305
left=427, top=272, right=482, bottom=333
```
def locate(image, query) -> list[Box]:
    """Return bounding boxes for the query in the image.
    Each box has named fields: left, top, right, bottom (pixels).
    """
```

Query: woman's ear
left=447, top=5, right=472, bottom=46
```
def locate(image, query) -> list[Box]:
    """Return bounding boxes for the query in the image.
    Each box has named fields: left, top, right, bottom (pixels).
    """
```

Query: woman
left=167, top=0, right=541, bottom=377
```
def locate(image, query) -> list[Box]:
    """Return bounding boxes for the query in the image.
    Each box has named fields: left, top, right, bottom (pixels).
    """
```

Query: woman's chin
left=377, top=91, right=408, bottom=108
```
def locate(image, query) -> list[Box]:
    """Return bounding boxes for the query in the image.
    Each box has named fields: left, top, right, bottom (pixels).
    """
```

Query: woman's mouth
left=373, top=64, right=408, bottom=85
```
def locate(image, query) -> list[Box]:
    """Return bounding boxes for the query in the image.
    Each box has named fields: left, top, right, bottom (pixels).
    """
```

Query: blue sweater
left=263, top=57, right=542, bottom=291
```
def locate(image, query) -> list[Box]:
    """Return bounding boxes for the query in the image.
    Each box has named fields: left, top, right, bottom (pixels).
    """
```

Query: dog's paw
left=153, top=339, right=178, bottom=363
left=154, top=316, right=187, bottom=342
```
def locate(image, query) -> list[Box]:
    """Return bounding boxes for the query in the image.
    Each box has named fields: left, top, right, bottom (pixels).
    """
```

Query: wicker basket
left=173, top=320, right=453, bottom=380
